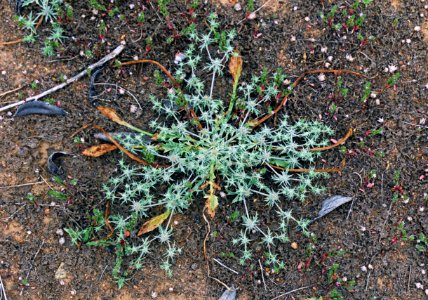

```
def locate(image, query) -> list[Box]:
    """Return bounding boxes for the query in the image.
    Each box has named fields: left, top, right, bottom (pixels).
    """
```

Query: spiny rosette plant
left=13, top=0, right=72, bottom=56
left=67, top=13, right=339, bottom=287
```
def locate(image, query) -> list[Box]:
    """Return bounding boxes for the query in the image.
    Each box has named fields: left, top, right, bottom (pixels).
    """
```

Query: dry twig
left=0, top=45, right=125, bottom=113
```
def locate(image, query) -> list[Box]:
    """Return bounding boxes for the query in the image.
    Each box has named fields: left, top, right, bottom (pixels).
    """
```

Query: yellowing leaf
left=204, top=194, right=219, bottom=218
left=229, top=49, right=243, bottom=83
left=97, top=106, right=128, bottom=126
left=82, top=143, right=118, bottom=157
left=137, top=210, right=171, bottom=236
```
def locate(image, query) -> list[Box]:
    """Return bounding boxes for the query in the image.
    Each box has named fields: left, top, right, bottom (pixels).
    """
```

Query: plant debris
left=218, top=288, right=236, bottom=300
left=47, top=151, right=69, bottom=176
left=14, top=101, right=66, bottom=117
left=88, top=67, right=104, bottom=106
left=313, top=195, right=353, bottom=222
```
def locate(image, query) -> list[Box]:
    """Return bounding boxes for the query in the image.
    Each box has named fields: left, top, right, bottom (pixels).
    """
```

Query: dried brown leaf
left=82, top=143, right=118, bottom=157
left=204, top=194, right=219, bottom=218
left=229, top=49, right=243, bottom=83
left=97, top=106, right=128, bottom=126
left=137, top=210, right=171, bottom=236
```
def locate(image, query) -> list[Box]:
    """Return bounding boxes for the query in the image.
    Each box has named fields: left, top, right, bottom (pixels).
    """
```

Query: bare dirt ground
left=0, top=0, right=427, bottom=299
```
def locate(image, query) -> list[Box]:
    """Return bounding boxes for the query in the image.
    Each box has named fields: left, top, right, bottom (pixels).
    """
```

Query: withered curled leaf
left=82, top=143, right=118, bottom=157
left=137, top=210, right=171, bottom=236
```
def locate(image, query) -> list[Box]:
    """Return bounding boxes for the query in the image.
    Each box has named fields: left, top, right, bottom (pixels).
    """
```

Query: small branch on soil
left=212, top=258, right=239, bottom=275
left=20, top=240, right=45, bottom=296
left=94, top=82, right=142, bottom=109
left=2, top=204, right=27, bottom=222
left=0, top=181, right=43, bottom=189
left=0, top=45, right=125, bottom=113
left=407, top=265, right=411, bottom=292
left=250, top=69, right=365, bottom=128
left=364, top=270, right=371, bottom=292
left=0, top=86, right=25, bottom=98
left=202, top=209, right=231, bottom=291
left=258, top=259, right=267, bottom=291
left=0, top=275, right=7, bottom=300
left=271, top=285, right=311, bottom=300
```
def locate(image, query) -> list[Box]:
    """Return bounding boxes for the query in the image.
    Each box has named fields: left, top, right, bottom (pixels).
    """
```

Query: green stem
left=124, top=123, right=154, bottom=137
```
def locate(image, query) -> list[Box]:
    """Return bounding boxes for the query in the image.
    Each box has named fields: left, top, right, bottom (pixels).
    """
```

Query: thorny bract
left=67, top=14, right=337, bottom=287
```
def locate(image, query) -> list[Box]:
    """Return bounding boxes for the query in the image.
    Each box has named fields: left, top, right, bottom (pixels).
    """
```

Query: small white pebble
left=283, top=79, right=291, bottom=85
left=368, top=264, right=373, bottom=270
left=321, top=46, right=328, bottom=53
left=1, top=71, right=6, bottom=75
left=234, top=3, right=242, bottom=11
left=325, top=62, right=331, bottom=68
left=414, top=25, right=421, bottom=31
left=370, top=92, right=377, bottom=98
left=388, top=65, right=398, bottom=73
left=174, top=52, right=186, bottom=64
left=27, top=231, right=32, bottom=235
left=151, top=291, right=158, bottom=298
left=420, top=118, right=426, bottom=125
left=378, top=118, right=384, bottom=123
left=425, top=289, right=428, bottom=296
left=71, top=289, right=77, bottom=295
left=56, top=229, right=64, bottom=236
left=304, top=16, right=310, bottom=22
left=421, top=269, right=426, bottom=275
left=169, top=287, right=173, bottom=292
left=92, top=9, right=98, bottom=15
left=133, top=55, right=139, bottom=61
left=59, top=237, right=65, bottom=245
left=130, top=104, right=138, bottom=113
left=247, top=12, right=257, bottom=20
left=375, top=99, right=380, bottom=105
left=290, top=35, right=296, bottom=42
left=129, top=4, right=135, bottom=9
left=342, top=276, right=347, bottom=282
left=416, top=282, right=424, bottom=289
left=60, top=280, right=65, bottom=286
left=328, top=56, right=333, bottom=62
left=7, top=112, right=12, bottom=117
left=173, top=220, right=179, bottom=225
left=407, top=216, right=413, bottom=221
left=293, top=6, right=298, bottom=11
left=406, top=38, right=411, bottom=44
left=361, top=266, right=367, bottom=272
left=360, top=226, right=367, bottom=231
left=119, top=88, right=125, bottom=95
left=318, top=73, right=326, bottom=82
left=419, top=207, right=425, bottom=212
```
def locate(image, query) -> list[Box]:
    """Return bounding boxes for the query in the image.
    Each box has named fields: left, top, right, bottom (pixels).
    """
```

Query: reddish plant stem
left=250, top=69, right=365, bottom=128
left=310, top=128, right=354, bottom=152
left=270, top=159, right=346, bottom=174
left=120, top=59, right=203, bottom=129
left=0, top=16, right=44, bottom=46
